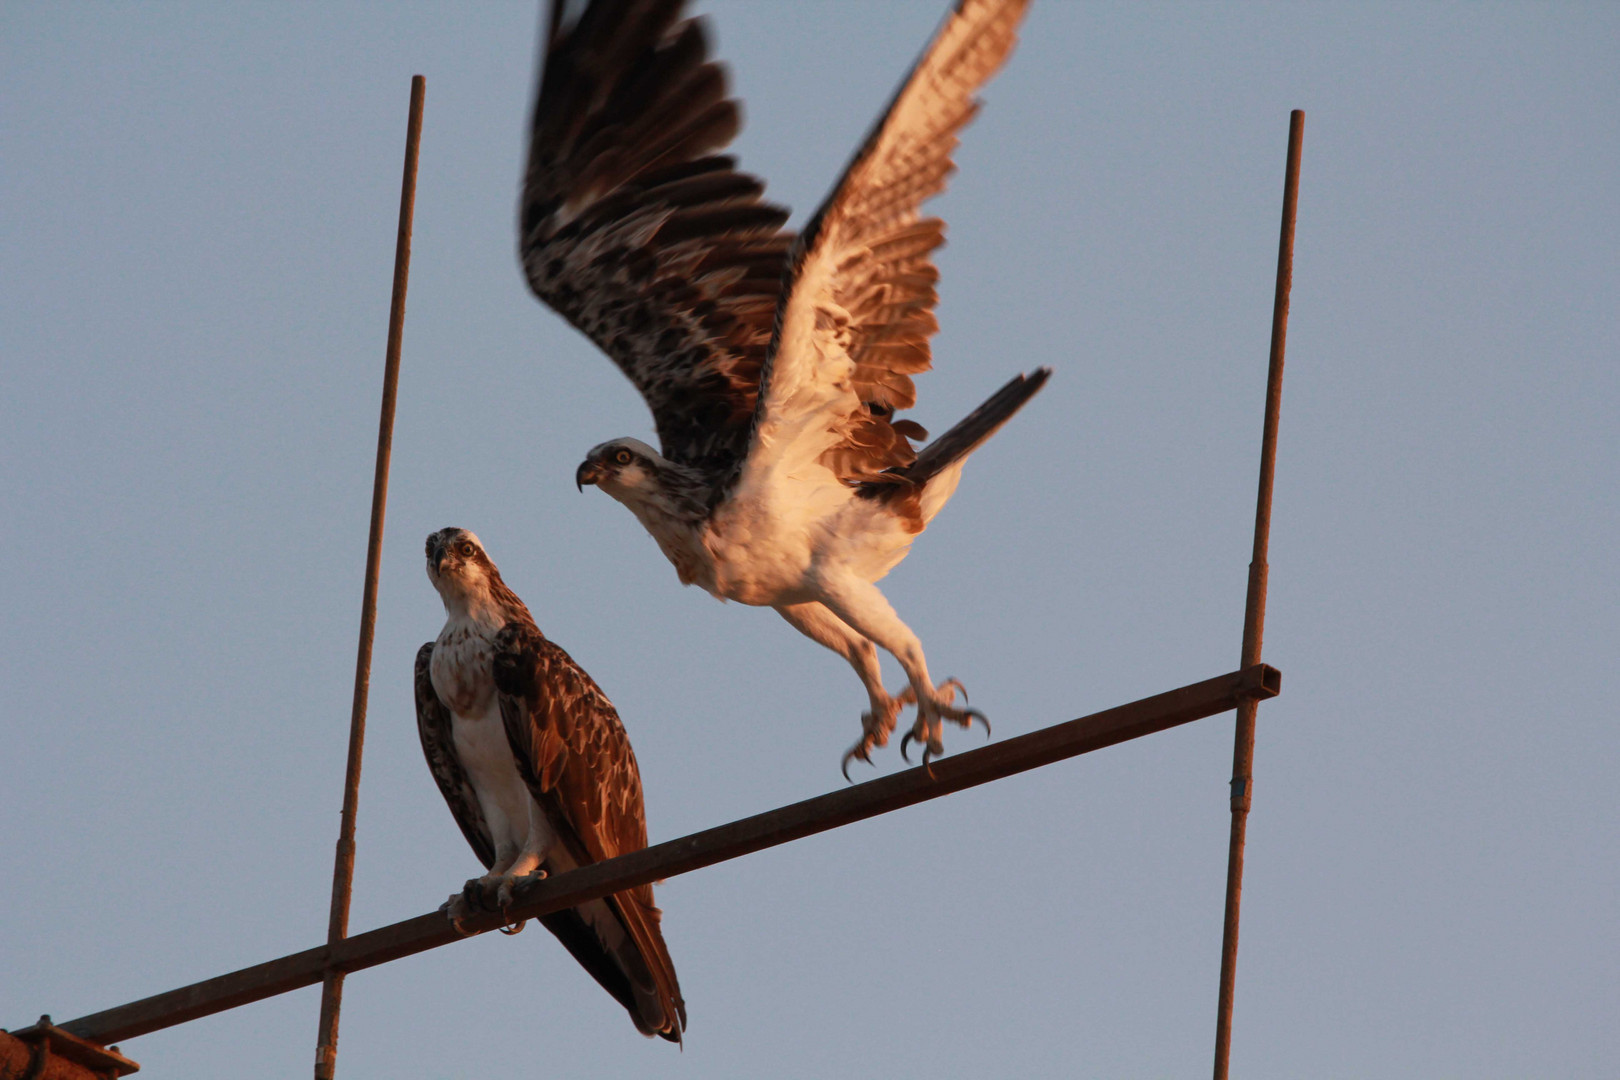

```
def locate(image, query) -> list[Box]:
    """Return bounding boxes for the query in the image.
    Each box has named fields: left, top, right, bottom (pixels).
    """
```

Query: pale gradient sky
left=3, top=2, right=1617, bottom=1077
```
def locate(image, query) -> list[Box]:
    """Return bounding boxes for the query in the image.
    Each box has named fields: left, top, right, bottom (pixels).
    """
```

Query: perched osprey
left=525, top=0, right=1047, bottom=772
left=415, top=527, right=685, bottom=1041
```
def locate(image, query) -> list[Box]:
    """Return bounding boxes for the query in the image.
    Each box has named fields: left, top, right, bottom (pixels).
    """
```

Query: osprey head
left=575, top=438, right=665, bottom=499
left=424, top=527, right=494, bottom=596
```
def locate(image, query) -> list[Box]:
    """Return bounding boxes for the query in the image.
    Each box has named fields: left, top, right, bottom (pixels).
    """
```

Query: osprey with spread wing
left=526, top=0, right=1047, bottom=772
left=416, top=528, right=685, bottom=1041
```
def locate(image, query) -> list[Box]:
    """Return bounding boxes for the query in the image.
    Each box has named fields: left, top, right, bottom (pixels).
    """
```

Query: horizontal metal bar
left=56, top=664, right=1279, bottom=1046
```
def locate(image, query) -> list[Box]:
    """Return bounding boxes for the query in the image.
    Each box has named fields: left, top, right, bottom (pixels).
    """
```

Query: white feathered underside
left=741, top=262, right=860, bottom=486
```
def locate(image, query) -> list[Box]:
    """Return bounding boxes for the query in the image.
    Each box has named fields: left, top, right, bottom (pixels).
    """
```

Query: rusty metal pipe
left=54, top=665, right=1278, bottom=1047
left=1212, top=109, right=1303, bottom=1080
left=313, top=74, right=425, bottom=1080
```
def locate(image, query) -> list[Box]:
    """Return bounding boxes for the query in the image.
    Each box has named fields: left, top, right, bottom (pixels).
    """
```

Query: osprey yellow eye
left=613, top=448, right=632, bottom=466
left=458, top=542, right=475, bottom=557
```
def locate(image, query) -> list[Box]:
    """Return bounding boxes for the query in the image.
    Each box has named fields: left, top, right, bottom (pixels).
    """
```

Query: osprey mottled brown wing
left=415, top=642, right=497, bottom=869
left=746, top=0, right=1029, bottom=489
left=492, top=620, right=687, bottom=1042
left=520, top=0, right=793, bottom=476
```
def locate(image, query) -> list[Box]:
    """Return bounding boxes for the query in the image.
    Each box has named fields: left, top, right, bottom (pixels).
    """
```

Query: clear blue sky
left=4, top=2, right=1616, bottom=1076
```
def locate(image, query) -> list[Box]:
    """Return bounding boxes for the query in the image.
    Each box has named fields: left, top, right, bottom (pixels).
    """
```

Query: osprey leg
left=775, top=602, right=907, bottom=775
left=497, top=797, right=556, bottom=907
left=812, top=574, right=987, bottom=764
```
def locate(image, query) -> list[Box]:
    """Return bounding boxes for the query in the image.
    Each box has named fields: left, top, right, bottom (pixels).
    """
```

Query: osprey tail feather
left=902, top=367, right=1051, bottom=488
left=857, top=368, right=1050, bottom=529
left=539, top=894, right=686, bottom=1042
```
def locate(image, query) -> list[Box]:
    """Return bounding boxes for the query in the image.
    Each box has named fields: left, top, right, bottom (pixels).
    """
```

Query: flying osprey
left=415, top=527, right=685, bottom=1041
left=525, top=0, right=1047, bottom=773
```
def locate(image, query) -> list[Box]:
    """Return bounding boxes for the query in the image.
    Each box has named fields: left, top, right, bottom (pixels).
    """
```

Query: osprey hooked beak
left=576, top=458, right=606, bottom=492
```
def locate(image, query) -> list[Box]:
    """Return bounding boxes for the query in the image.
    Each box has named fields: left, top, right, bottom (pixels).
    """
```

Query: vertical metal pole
left=1212, top=108, right=1303, bottom=1080
left=314, top=74, right=425, bottom=1080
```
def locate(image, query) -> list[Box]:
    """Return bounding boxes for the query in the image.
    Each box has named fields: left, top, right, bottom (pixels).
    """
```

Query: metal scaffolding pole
left=1212, top=108, right=1304, bottom=1080
left=55, top=665, right=1278, bottom=1048
left=313, top=74, right=425, bottom=1080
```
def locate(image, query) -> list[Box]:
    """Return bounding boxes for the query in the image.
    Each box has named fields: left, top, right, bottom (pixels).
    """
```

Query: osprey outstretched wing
left=528, top=0, right=1047, bottom=772
left=747, top=0, right=1031, bottom=491
left=520, top=0, right=793, bottom=473
left=416, top=527, right=684, bottom=1042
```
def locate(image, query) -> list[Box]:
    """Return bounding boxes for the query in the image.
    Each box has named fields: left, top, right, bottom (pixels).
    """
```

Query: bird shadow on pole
left=313, top=73, right=426, bottom=1080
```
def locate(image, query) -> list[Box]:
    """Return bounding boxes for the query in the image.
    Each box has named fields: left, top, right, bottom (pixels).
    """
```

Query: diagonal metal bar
left=1212, top=109, right=1304, bottom=1080
left=55, top=664, right=1279, bottom=1047
left=313, top=74, right=425, bottom=1080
